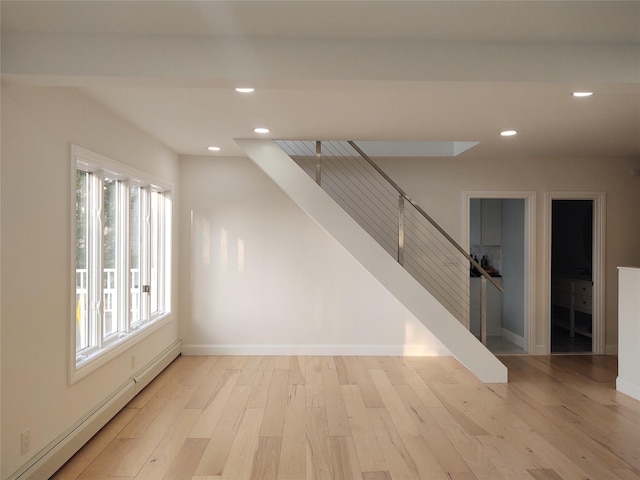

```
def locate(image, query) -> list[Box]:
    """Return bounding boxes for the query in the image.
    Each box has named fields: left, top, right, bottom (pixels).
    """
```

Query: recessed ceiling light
left=500, top=130, right=518, bottom=137
left=572, top=91, right=594, bottom=97
left=207, top=146, right=221, bottom=152
left=254, top=127, right=270, bottom=134
left=235, top=87, right=255, bottom=93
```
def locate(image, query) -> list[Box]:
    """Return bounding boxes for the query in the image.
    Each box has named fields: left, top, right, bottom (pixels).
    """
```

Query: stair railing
left=276, top=140, right=503, bottom=344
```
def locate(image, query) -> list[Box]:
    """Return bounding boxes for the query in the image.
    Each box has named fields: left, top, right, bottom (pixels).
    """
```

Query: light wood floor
left=52, top=355, right=640, bottom=480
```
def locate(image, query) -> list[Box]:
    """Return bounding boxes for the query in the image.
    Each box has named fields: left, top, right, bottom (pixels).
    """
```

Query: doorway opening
left=467, top=193, right=534, bottom=355
left=551, top=199, right=594, bottom=353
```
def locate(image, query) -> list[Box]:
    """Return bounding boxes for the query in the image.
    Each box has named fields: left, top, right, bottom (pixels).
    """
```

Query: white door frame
left=544, top=192, right=606, bottom=354
left=463, top=191, right=537, bottom=354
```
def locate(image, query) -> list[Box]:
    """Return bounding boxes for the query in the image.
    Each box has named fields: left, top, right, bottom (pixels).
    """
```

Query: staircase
left=236, top=138, right=507, bottom=383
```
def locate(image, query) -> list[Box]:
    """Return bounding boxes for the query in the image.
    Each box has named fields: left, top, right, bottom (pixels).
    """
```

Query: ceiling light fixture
left=572, top=91, right=594, bottom=97
left=500, top=130, right=518, bottom=137
left=235, top=87, right=255, bottom=93
left=254, top=127, right=270, bottom=134
left=207, top=146, right=221, bottom=152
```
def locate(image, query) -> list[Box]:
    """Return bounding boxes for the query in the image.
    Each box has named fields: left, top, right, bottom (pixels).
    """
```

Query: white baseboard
left=9, top=339, right=182, bottom=480
left=616, top=377, right=640, bottom=402
left=500, top=328, right=526, bottom=349
left=181, top=343, right=452, bottom=357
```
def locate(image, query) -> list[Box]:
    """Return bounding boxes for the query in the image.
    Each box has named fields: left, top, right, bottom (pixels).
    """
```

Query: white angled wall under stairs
left=236, top=139, right=507, bottom=383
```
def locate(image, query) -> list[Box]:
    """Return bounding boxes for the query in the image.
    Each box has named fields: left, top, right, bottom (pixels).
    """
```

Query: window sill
left=69, top=313, right=172, bottom=385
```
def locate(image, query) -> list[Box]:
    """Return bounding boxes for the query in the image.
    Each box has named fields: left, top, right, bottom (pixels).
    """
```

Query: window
left=72, top=146, right=171, bottom=378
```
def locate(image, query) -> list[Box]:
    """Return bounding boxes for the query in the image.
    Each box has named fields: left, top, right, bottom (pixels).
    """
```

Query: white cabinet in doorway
left=470, top=276, right=502, bottom=337
left=470, top=199, right=502, bottom=246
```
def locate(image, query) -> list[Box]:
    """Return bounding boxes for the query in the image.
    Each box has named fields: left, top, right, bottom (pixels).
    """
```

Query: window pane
left=103, top=178, right=118, bottom=338
left=150, top=191, right=160, bottom=315
left=129, top=185, right=141, bottom=325
left=75, top=170, right=90, bottom=351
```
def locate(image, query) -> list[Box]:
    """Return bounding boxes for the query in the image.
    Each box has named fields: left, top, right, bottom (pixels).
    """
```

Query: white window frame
left=70, top=145, right=172, bottom=383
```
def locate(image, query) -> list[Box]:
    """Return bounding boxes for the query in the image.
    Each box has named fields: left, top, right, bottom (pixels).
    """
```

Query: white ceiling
left=2, top=1, right=640, bottom=160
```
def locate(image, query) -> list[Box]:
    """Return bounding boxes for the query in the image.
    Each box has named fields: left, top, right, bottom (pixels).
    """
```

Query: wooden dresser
left=552, top=276, right=592, bottom=338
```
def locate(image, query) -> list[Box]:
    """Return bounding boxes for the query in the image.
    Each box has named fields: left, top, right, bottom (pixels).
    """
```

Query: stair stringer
left=236, top=138, right=507, bottom=383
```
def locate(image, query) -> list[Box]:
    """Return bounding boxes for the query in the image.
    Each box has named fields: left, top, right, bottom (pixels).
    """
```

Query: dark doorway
left=551, top=200, right=593, bottom=353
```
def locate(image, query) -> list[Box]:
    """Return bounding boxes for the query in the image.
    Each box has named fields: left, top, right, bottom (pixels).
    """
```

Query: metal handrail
left=278, top=139, right=501, bottom=343
left=347, top=141, right=503, bottom=294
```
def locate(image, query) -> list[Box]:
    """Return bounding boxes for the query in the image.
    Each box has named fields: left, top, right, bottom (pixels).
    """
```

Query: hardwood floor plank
left=341, top=385, right=387, bottom=473
left=288, top=356, right=306, bottom=385
left=500, top=383, right=556, bottom=435
left=237, top=355, right=263, bottom=386
left=161, top=438, right=209, bottom=480
left=427, top=405, right=502, bottom=479
left=538, top=427, right=626, bottom=480
left=77, top=438, right=152, bottom=478
left=260, top=369, right=290, bottom=437
left=415, top=357, right=462, bottom=386
left=321, top=362, right=351, bottom=436
left=613, top=468, right=640, bottom=479
left=333, top=356, right=356, bottom=385
left=119, top=383, right=196, bottom=439
left=276, top=356, right=292, bottom=369
left=445, top=474, right=479, bottom=480
left=329, top=435, right=364, bottom=480
left=306, top=356, right=325, bottom=408
left=394, top=384, right=471, bottom=476
left=305, top=407, right=333, bottom=480
left=221, top=408, right=264, bottom=480
left=401, top=435, right=450, bottom=480
left=367, top=408, right=419, bottom=479
left=136, top=410, right=202, bottom=480
left=499, top=410, right=593, bottom=480
left=361, top=472, right=391, bottom=480
left=431, top=383, right=503, bottom=436
left=227, top=355, right=249, bottom=370
left=397, top=363, right=443, bottom=408
left=177, top=356, right=217, bottom=386
left=475, top=433, right=543, bottom=480
left=247, top=369, right=275, bottom=409
left=244, top=355, right=278, bottom=408
left=377, top=357, right=410, bottom=386
left=189, top=370, right=240, bottom=438
left=251, top=437, right=282, bottom=480
left=278, top=385, right=306, bottom=480
left=607, top=403, right=640, bottom=427
left=185, top=357, right=228, bottom=409
left=368, top=369, right=419, bottom=437
left=548, top=403, right=640, bottom=470
left=527, top=468, right=565, bottom=480
left=342, top=357, right=384, bottom=408
left=194, top=386, right=252, bottom=476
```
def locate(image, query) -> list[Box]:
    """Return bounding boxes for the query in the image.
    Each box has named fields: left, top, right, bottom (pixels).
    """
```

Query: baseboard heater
left=9, top=339, right=182, bottom=480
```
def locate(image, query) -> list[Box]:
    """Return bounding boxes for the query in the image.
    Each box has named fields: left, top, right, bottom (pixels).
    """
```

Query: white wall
left=501, top=199, right=525, bottom=338
left=0, top=85, right=180, bottom=479
left=617, top=267, right=640, bottom=401
left=377, top=154, right=640, bottom=354
left=178, top=154, right=449, bottom=356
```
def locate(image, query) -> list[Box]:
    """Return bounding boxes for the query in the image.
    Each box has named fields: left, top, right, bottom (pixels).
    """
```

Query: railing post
left=480, top=276, right=487, bottom=345
left=315, top=141, right=322, bottom=186
left=397, top=195, right=405, bottom=265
